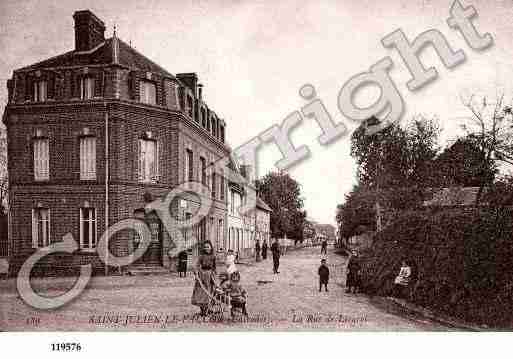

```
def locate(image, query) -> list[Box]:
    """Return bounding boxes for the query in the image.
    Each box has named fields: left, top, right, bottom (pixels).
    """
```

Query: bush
left=359, top=207, right=513, bottom=328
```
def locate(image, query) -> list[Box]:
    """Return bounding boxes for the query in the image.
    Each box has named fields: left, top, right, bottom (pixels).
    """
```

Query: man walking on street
left=321, top=237, right=328, bottom=255
left=271, top=238, right=281, bottom=274
left=262, top=239, right=268, bottom=260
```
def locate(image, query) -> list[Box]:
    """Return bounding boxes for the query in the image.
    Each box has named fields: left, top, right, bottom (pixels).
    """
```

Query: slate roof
left=16, top=37, right=175, bottom=79
left=256, top=197, right=272, bottom=212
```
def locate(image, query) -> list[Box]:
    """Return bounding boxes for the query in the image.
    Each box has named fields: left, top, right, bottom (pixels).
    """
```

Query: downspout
left=104, top=101, right=109, bottom=275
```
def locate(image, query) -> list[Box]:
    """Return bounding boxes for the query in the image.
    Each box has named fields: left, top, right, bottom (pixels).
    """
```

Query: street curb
left=381, top=296, right=488, bottom=331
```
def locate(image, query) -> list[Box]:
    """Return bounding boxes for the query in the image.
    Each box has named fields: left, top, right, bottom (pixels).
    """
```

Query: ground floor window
left=80, top=207, right=97, bottom=249
left=32, top=208, right=50, bottom=248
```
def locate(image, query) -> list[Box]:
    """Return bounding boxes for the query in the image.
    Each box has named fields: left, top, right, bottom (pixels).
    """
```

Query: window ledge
left=78, top=248, right=96, bottom=254
left=33, top=246, right=51, bottom=251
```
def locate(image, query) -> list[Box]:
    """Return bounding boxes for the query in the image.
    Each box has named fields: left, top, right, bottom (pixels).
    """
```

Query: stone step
left=127, top=266, right=170, bottom=276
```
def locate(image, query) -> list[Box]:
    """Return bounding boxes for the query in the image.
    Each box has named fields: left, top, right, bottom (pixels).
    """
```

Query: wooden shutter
left=42, top=139, right=49, bottom=179
left=156, top=140, right=161, bottom=181
left=139, top=81, right=147, bottom=103
left=47, top=209, right=51, bottom=245
left=73, top=72, right=81, bottom=98
left=79, top=208, right=83, bottom=248
left=31, top=209, right=38, bottom=248
left=137, top=139, right=143, bottom=181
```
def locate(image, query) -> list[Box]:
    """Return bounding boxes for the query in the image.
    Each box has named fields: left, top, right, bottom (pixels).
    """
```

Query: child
left=177, top=249, right=188, bottom=277
left=225, top=249, right=237, bottom=275
left=318, top=258, right=330, bottom=292
left=393, top=260, right=412, bottom=298
left=229, top=271, right=248, bottom=317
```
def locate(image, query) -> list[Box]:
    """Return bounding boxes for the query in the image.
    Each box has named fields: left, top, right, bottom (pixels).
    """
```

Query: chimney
left=73, top=10, right=106, bottom=52
left=176, top=73, right=198, bottom=98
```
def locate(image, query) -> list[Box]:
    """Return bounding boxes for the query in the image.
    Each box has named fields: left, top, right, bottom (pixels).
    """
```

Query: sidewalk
left=371, top=296, right=487, bottom=331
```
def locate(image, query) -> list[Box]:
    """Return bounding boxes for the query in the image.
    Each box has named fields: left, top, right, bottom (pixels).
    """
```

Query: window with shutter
left=80, top=208, right=97, bottom=249
left=138, top=139, right=158, bottom=183
left=187, top=96, right=194, bottom=119
left=80, top=77, right=95, bottom=100
left=32, top=208, right=50, bottom=248
left=211, top=164, right=216, bottom=199
left=139, top=80, right=156, bottom=105
left=34, top=138, right=49, bottom=181
left=200, top=157, right=206, bottom=186
left=80, top=137, right=96, bottom=180
left=33, top=80, right=47, bottom=102
left=186, top=149, right=193, bottom=182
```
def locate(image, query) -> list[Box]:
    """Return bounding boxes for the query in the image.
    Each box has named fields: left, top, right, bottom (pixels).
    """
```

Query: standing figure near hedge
left=345, top=250, right=361, bottom=294
left=393, top=260, right=411, bottom=298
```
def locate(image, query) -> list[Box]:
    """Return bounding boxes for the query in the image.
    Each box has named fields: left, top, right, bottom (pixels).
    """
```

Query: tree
left=347, top=116, right=440, bottom=232
left=431, top=137, right=497, bottom=188
left=460, top=94, right=513, bottom=206
left=351, top=115, right=440, bottom=190
left=255, top=171, right=305, bottom=240
left=337, top=184, right=376, bottom=240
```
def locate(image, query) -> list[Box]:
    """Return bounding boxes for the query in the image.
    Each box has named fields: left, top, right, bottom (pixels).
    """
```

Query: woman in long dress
left=191, top=241, right=217, bottom=316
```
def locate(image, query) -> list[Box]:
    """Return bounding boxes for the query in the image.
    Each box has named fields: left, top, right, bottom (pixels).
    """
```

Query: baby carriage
left=213, top=271, right=248, bottom=319
left=193, top=270, right=230, bottom=319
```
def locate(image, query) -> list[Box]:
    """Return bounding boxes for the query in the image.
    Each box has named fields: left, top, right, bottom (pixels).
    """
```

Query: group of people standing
left=190, top=241, right=248, bottom=317
left=255, top=238, right=281, bottom=274
left=189, top=238, right=283, bottom=317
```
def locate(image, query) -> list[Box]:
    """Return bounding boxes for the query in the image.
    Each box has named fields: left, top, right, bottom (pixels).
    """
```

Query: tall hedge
left=359, top=207, right=513, bottom=328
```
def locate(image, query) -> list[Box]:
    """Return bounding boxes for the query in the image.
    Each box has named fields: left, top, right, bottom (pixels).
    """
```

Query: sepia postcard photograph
left=0, top=0, right=512, bottom=356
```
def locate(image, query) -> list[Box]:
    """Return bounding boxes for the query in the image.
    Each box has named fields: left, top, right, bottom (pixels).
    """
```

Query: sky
left=1, top=0, right=513, bottom=226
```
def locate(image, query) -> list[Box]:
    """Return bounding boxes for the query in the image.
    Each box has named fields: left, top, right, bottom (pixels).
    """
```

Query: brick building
left=3, top=10, right=232, bottom=275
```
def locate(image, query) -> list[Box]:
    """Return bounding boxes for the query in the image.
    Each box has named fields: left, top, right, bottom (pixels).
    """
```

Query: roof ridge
left=114, top=37, right=175, bottom=78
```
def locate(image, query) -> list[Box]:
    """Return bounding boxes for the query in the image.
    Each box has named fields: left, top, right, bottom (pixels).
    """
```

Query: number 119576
left=51, top=343, right=82, bottom=352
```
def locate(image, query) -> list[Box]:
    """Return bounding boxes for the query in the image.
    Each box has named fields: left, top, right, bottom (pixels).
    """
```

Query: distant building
left=226, top=161, right=271, bottom=259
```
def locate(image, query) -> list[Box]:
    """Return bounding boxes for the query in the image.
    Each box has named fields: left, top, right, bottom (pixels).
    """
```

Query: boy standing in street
left=318, top=258, right=330, bottom=292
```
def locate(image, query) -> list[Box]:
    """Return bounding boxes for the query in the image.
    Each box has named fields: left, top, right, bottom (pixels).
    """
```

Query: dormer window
left=201, top=108, right=207, bottom=128
left=139, top=80, right=156, bottom=105
left=212, top=116, right=217, bottom=137
left=80, top=76, right=95, bottom=100
left=33, top=80, right=47, bottom=102
left=187, top=96, right=194, bottom=119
